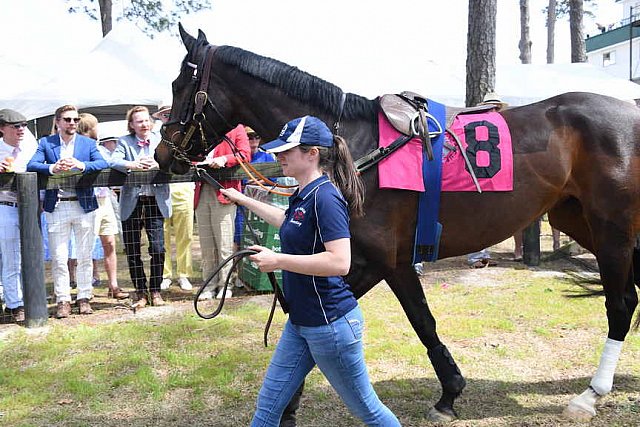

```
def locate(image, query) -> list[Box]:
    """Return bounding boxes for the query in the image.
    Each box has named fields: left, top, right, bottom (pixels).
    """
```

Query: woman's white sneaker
left=178, top=277, right=193, bottom=291
left=160, top=278, right=172, bottom=290
left=216, top=288, right=232, bottom=299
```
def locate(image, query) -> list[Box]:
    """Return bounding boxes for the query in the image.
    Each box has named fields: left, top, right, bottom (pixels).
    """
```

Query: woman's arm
left=248, top=238, right=351, bottom=277
left=220, top=187, right=285, bottom=228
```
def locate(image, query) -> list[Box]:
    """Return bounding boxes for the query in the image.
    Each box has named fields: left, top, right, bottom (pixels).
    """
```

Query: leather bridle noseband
left=160, top=44, right=236, bottom=165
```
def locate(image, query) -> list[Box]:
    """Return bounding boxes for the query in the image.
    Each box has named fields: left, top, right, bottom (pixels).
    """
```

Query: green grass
left=0, top=267, right=639, bottom=426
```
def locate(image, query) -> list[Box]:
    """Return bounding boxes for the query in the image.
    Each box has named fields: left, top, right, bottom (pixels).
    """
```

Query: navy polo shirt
left=279, top=175, right=357, bottom=326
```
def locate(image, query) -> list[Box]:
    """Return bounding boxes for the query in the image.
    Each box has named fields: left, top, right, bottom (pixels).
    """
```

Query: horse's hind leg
left=563, top=219, right=639, bottom=421
left=385, top=264, right=466, bottom=421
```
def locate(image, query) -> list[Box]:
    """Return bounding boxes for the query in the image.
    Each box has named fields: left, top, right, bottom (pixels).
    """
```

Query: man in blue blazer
left=110, top=106, right=171, bottom=308
left=27, top=105, right=108, bottom=319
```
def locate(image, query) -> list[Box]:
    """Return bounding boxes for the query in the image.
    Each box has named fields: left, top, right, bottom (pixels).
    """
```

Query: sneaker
left=178, top=277, right=193, bottom=291
left=77, top=298, right=93, bottom=315
left=215, top=288, right=232, bottom=299
left=160, top=278, right=172, bottom=290
left=198, top=290, right=213, bottom=300
left=92, top=277, right=101, bottom=287
left=56, top=301, right=72, bottom=319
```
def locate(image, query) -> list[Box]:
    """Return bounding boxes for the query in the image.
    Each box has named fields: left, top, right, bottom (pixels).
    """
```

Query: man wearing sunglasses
left=0, top=109, right=38, bottom=323
left=27, top=105, right=108, bottom=319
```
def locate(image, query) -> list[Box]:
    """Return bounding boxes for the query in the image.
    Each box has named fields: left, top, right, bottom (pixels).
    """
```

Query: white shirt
left=49, top=133, right=80, bottom=198
left=0, top=137, right=38, bottom=203
left=95, top=144, right=114, bottom=198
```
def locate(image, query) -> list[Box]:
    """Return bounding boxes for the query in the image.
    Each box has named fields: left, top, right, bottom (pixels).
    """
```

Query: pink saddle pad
left=442, top=112, right=513, bottom=192
left=377, top=112, right=425, bottom=191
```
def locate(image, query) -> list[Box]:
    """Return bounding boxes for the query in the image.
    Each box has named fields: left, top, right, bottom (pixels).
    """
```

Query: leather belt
left=138, top=195, right=155, bottom=201
left=0, top=201, right=18, bottom=207
left=57, top=197, right=79, bottom=202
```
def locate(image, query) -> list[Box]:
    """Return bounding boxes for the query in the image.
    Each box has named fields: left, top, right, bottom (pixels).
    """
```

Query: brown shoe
left=132, top=291, right=148, bottom=310
left=11, top=306, right=25, bottom=323
left=56, top=301, right=72, bottom=319
left=150, top=291, right=166, bottom=307
left=107, top=287, right=130, bottom=300
left=77, top=298, right=93, bottom=315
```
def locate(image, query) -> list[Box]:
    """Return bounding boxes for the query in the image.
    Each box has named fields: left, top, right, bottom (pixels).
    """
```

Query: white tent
left=0, top=23, right=183, bottom=123
left=495, top=63, right=640, bottom=106
left=336, top=61, right=640, bottom=107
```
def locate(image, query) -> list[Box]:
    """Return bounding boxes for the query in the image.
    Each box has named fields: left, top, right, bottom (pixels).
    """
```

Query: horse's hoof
left=562, top=401, right=596, bottom=422
left=427, top=406, right=457, bottom=422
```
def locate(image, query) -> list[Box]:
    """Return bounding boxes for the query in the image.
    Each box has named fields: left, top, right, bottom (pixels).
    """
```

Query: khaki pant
left=195, top=184, right=236, bottom=288
left=163, top=201, right=194, bottom=279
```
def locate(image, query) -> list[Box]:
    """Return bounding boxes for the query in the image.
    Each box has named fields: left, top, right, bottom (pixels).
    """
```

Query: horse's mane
left=214, top=45, right=377, bottom=121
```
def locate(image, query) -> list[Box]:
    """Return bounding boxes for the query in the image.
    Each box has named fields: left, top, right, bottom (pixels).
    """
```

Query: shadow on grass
left=31, top=374, right=639, bottom=427
left=376, top=374, right=640, bottom=424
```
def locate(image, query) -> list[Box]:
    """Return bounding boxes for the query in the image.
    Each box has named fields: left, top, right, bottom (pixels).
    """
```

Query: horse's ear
left=197, top=29, right=209, bottom=45
left=178, top=22, right=196, bottom=52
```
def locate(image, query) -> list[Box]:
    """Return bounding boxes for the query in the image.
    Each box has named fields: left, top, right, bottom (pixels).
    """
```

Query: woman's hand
left=220, top=187, right=248, bottom=205
left=248, top=245, right=280, bottom=273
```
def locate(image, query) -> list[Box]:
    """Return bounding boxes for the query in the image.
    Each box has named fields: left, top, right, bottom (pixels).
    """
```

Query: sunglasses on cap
left=10, top=123, right=28, bottom=129
left=61, top=117, right=81, bottom=123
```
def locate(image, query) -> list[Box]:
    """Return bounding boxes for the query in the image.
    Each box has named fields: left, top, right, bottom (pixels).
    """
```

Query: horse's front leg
left=563, top=240, right=638, bottom=421
left=385, top=264, right=466, bottom=421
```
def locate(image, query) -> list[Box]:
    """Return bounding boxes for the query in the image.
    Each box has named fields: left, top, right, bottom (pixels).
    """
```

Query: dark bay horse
left=157, top=26, right=640, bottom=422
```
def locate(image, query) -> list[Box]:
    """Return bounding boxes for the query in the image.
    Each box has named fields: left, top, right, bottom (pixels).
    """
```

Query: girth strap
left=354, top=134, right=412, bottom=173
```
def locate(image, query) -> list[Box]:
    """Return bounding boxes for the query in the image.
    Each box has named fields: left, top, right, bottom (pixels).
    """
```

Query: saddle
left=380, top=92, right=443, bottom=151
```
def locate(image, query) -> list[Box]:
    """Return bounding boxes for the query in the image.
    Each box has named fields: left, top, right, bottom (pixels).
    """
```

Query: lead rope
left=194, top=167, right=288, bottom=346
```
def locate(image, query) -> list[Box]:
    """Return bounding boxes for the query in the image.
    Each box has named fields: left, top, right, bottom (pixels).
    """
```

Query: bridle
left=164, top=43, right=291, bottom=343
left=160, top=44, right=235, bottom=166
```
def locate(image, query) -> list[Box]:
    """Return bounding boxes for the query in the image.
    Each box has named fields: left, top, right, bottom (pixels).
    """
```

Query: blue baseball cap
left=261, top=116, right=333, bottom=153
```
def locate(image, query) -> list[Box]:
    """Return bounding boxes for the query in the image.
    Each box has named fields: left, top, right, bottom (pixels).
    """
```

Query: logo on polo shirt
left=290, top=207, right=306, bottom=226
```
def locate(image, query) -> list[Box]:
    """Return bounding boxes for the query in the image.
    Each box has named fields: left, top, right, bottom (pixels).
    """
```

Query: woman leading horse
left=156, top=25, right=640, bottom=423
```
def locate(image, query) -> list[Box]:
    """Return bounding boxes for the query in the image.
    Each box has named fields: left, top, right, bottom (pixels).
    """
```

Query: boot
left=280, top=381, right=304, bottom=427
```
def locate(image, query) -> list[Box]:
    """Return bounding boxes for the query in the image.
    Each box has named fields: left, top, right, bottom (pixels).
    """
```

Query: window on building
left=603, top=51, right=616, bottom=67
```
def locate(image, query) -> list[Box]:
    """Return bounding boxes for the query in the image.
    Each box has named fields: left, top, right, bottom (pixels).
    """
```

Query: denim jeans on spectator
left=251, top=305, right=400, bottom=426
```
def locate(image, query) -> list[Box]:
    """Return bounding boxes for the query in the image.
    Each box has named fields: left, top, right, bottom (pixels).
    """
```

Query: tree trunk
left=547, top=0, right=556, bottom=63
left=466, top=0, right=497, bottom=107
left=98, top=0, right=113, bottom=37
left=519, top=0, right=532, bottom=64
left=569, top=0, right=586, bottom=62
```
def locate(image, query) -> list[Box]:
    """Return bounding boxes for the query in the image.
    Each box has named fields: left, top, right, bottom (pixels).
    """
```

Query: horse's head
left=156, top=24, right=234, bottom=174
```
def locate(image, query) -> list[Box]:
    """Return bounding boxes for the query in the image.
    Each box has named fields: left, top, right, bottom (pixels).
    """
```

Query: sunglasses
left=10, top=123, right=28, bottom=129
left=61, top=117, right=81, bottom=123
left=248, top=135, right=261, bottom=140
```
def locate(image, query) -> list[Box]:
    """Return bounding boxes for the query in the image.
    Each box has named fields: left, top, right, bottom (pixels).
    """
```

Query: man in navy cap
left=0, top=109, right=38, bottom=323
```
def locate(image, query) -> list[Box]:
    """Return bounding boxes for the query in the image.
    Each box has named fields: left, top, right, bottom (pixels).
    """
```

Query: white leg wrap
left=590, top=338, right=623, bottom=396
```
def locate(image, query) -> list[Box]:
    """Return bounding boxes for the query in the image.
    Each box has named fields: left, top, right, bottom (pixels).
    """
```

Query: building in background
left=586, top=0, right=640, bottom=83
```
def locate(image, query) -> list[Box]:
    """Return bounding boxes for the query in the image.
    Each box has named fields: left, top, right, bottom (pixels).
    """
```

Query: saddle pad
left=441, top=112, right=513, bottom=192
left=377, top=111, right=425, bottom=191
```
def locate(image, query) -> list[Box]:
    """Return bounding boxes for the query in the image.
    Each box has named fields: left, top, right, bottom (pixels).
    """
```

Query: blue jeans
left=251, top=306, right=401, bottom=426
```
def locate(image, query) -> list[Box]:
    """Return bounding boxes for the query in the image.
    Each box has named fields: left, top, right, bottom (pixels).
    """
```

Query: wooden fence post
left=16, top=172, right=47, bottom=327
